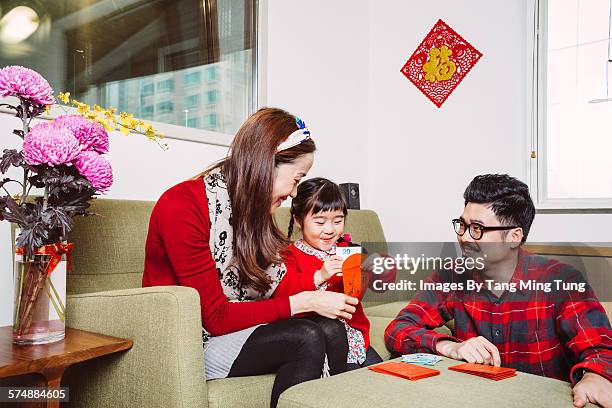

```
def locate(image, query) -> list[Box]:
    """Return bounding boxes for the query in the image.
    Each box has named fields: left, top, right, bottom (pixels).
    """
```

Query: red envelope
left=369, top=362, right=440, bottom=381
left=448, top=363, right=517, bottom=380
left=342, top=254, right=363, bottom=299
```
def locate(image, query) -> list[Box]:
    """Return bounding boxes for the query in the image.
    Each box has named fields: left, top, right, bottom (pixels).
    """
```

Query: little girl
left=273, top=177, right=383, bottom=371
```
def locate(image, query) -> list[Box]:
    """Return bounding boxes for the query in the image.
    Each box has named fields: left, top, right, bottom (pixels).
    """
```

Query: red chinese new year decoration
left=401, top=19, right=482, bottom=108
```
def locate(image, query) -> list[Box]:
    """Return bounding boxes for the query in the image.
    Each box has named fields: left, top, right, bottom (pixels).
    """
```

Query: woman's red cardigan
left=142, top=178, right=291, bottom=336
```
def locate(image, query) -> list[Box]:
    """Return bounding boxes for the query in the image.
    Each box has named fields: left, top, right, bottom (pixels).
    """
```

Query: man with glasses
left=385, top=174, right=611, bottom=408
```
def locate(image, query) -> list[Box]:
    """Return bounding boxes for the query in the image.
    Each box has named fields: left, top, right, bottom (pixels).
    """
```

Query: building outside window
left=185, top=95, right=200, bottom=109
left=205, top=66, right=219, bottom=82
left=0, top=0, right=257, bottom=137
left=157, top=101, right=174, bottom=114
left=203, top=113, right=217, bottom=130
left=156, top=79, right=175, bottom=93
left=184, top=72, right=202, bottom=86
left=141, top=83, right=154, bottom=96
left=205, top=89, right=219, bottom=105
left=186, top=117, right=199, bottom=128
left=141, top=105, right=154, bottom=117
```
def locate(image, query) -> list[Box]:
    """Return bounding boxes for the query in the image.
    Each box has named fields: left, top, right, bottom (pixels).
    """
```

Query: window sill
left=0, top=96, right=233, bottom=147
left=535, top=196, right=612, bottom=213
left=524, top=244, right=612, bottom=257
left=536, top=208, right=612, bottom=214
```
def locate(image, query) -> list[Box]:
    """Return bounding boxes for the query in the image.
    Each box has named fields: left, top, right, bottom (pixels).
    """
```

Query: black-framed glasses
left=452, top=219, right=520, bottom=240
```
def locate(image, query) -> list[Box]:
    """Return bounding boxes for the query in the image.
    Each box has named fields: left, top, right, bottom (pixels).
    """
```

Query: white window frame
left=0, top=0, right=269, bottom=148
left=528, top=0, right=612, bottom=210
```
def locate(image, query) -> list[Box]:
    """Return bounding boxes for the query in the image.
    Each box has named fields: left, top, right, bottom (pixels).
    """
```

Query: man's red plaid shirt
left=384, top=249, right=612, bottom=384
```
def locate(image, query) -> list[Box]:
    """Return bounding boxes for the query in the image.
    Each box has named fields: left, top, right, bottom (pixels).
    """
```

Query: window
left=203, top=113, right=218, bottom=130
left=205, top=89, right=219, bottom=104
left=534, top=0, right=612, bottom=208
left=184, top=72, right=201, bottom=86
left=157, top=101, right=174, bottom=114
left=157, top=79, right=175, bottom=93
left=141, top=105, right=154, bottom=117
left=186, top=117, right=199, bottom=128
left=184, top=95, right=200, bottom=109
left=0, top=0, right=257, bottom=137
left=141, top=83, right=154, bottom=96
left=206, top=66, right=219, bottom=82
left=117, top=82, right=128, bottom=111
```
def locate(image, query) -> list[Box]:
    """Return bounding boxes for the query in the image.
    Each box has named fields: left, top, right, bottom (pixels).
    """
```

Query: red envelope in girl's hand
left=341, top=253, right=363, bottom=299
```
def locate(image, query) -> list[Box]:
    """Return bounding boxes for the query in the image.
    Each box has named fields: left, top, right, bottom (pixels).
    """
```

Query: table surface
left=0, top=326, right=133, bottom=379
left=279, top=357, right=597, bottom=408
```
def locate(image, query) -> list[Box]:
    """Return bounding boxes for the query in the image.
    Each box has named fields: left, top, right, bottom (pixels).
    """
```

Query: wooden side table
left=0, top=326, right=133, bottom=407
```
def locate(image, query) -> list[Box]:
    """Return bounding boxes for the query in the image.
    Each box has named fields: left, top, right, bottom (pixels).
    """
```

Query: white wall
left=265, top=0, right=370, bottom=190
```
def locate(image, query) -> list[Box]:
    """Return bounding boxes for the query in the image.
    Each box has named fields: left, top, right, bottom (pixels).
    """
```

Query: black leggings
left=228, top=317, right=348, bottom=408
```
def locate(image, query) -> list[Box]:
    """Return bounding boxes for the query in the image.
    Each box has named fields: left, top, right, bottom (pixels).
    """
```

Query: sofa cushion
left=67, top=199, right=154, bottom=294
left=364, top=301, right=406, bottom=319
left=368, top=316, right=394, bottom=360
left=207, top=375, right=275, bottom=408
left=277, top=357, right=577, bottom=408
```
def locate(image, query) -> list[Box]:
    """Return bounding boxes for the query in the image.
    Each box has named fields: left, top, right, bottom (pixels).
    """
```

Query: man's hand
left=436, top=337, right=501, bottom=366
left=573, top=372, right=612, bottom=408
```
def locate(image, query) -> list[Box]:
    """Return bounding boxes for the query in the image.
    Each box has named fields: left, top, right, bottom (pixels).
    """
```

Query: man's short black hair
left=463, top=174, right=535, bottom=243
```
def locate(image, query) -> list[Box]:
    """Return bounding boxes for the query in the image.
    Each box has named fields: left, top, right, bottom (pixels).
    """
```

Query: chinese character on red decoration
left=401, top=19, right=482, bottom=108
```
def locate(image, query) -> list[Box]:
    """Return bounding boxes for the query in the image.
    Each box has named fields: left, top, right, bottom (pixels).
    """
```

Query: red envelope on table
left=448, top=363, right=517, bottom=380
left=368, top=362, right=440, bottom=381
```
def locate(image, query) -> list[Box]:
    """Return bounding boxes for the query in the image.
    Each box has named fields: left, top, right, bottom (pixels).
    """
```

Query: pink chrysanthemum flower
left=54, top=115, right=109, bottom=154
left=74, top=151, right=113, bottom=193
left=0, top=65, right=54, bottom=105
left=23, top=122, right=81, bottom=166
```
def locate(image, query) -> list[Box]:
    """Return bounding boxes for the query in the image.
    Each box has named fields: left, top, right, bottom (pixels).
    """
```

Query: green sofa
left=60, top=199, right=408, bottom=408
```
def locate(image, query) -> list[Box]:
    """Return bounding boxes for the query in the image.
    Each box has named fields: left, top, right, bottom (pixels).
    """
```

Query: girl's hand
left=289, top=291, right=358, bottom=320
left=314, top=256, right=343, bottom=286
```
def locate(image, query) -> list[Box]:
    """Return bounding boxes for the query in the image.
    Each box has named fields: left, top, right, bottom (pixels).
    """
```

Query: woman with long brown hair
left=143, top=108, right=357, bottom=408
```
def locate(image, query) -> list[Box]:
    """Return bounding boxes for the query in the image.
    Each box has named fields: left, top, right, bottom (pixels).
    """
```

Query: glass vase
left=12, top=250, right=68, bottom=345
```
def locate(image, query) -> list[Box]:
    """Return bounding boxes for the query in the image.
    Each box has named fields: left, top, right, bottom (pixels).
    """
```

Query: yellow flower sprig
left=57, top=92, right=168, bottom=150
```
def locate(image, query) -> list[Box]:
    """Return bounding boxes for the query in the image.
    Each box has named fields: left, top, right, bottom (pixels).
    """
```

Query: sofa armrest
left=63, top=286, right=207, bottom=408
